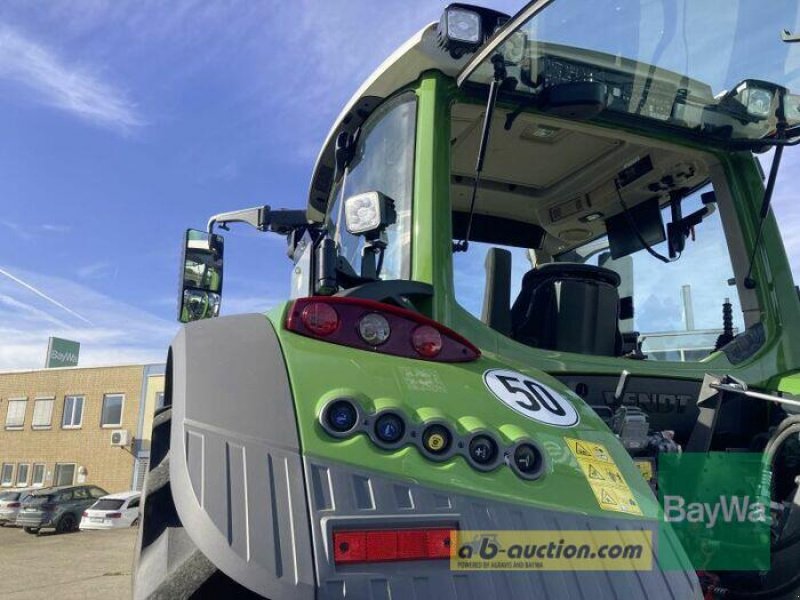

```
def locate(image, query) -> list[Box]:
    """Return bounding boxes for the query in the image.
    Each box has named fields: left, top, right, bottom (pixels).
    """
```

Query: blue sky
left=0, top=1, right=798, bottom=369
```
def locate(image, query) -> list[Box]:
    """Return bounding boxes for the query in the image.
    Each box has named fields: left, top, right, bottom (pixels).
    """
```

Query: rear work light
left=333, top=527, right=454, bottom=564
left=286, top=297, right=480, bottom=362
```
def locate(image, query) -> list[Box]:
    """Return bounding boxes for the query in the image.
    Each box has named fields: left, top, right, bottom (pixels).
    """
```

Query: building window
left=5, top=398, right=27, bottom=430
left=155, top=392, right=166, bottom=409
left=15, top=464, right=29, bottom=486
left=53, top=463, right=75, bottom=486
left=101, top=394, right=124, bottom=427
left=32, top=398, right=54, bottom=429
left=31, top=464, right=45, bottom=487
left=1, top=464, right=13, bottom=486
left=62, top=395, right=84, bottom=429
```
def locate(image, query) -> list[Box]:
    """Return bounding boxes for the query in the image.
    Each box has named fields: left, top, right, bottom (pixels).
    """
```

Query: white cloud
left=0, top=266, right=175, bottom=370
left=0, top=24, right=143, bottom=134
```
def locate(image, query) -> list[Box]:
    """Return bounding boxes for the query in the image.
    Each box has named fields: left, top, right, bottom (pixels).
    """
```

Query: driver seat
left=510, top=263, right=622, bottom=356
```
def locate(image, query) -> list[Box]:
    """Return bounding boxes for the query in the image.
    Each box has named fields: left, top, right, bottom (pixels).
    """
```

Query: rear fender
left=169, top=314, right=315, bottom=599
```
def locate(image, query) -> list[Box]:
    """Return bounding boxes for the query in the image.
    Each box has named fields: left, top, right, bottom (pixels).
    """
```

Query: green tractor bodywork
left=137, top=2, right=800, bottom=599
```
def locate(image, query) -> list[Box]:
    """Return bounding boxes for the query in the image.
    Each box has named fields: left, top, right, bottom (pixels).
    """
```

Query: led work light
left=344, top=191, right=396, bottom=238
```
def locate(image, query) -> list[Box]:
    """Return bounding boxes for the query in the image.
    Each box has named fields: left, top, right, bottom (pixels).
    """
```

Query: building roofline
left=0, top=362, right=166, bottom=376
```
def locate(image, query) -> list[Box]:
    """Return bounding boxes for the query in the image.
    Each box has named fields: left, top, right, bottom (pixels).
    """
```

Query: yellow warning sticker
left=564, top=437, right=643, bottom=516
left=634, top=459, right=654, bottom=481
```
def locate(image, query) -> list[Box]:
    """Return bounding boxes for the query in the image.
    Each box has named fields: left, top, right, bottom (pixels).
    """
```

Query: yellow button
left=427, top=433, right=445, bottom=451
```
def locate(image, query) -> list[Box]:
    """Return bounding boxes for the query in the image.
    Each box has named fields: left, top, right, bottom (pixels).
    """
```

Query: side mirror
left=178, top=229, right=224, bottom=323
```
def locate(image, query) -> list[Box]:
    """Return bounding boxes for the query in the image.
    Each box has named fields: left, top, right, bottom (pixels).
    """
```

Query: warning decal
left=564, top=437, right=643, bottom=516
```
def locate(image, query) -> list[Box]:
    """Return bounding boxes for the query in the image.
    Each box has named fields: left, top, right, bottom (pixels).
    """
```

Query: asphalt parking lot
left=0, top=524, right=137, bottom=600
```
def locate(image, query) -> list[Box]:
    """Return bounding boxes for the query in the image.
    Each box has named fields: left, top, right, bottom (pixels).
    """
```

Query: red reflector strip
left=333, top=528, right=453, bottom=564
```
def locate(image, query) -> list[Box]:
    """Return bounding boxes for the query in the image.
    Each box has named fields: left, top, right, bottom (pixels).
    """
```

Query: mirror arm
left=207, top=206, right=310, bottom=236
left=208, top=206, right=269, bottom=234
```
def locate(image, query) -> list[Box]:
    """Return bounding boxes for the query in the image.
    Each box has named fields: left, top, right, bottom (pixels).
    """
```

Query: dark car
left=17, top=485, right=108, bottom=534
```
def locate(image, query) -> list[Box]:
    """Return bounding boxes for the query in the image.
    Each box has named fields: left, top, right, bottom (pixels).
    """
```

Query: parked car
left=79, top=491, right=140, bottom=530
left=17, top=485, right=108, bottom=534
left=0, top=488, right=38, bottom=527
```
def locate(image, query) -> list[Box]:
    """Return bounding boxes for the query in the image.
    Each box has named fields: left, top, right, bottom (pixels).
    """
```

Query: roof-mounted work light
left=437, top=3, right=511, bottom=59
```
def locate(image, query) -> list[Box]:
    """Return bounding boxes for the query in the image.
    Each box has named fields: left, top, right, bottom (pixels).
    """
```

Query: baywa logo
left=664, top=495, right=770, bottom=529
left=51, top=349, right=79, bottom=364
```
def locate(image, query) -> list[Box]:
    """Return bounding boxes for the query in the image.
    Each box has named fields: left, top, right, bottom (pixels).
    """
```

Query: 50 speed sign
left=483, top=368, right=580, bottom=427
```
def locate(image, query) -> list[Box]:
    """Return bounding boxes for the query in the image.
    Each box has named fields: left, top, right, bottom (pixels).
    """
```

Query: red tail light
left=106, top=512, right=122, bottom=519
left=286, top=297, right=480, bottom=362
left=333, top=527, right=454, bottom=564
left=7, top=502, right=20, bottom=508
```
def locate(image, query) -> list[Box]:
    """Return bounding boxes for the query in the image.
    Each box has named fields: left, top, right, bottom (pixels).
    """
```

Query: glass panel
left=32, top=398, right=54, bottom=428
left=16, top=464, right=29, bottom=486
left=328, top=92, right=416, bottom=282
left=5, top=399, right=27, bottom=428
left=454, top=242, right=533, bottom=319
left=463, top=0, right=800, bottom=144
left=101, top=394, right=124, bottom=426
left=32, top=464, right=45, bottom=485
left=92, top=499, right=124, bottom=510
left=1, top=464, right=13, bottom=485
left=63, top=396, right=84, bottom=427
left=562, top=183, right=744, bottom=362
left=25, top=494, right=55, bottom=506
left=54, top=464, right=75, bottom=486
left=128, top=497, right=140, bottom=508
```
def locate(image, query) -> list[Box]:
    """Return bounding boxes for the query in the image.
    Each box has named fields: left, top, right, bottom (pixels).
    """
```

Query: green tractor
left=134, top=2, right=800, bottom=598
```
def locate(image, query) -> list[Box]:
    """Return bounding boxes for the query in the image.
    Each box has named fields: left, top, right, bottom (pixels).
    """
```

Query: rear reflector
left=333, top=527, right=453, bottom=564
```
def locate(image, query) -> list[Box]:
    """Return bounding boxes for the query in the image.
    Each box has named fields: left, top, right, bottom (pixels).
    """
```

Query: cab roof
left=306, top=22, right=467, bottom=223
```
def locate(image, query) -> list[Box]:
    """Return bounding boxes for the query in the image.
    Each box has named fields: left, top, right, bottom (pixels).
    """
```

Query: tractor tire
left=23, top=527, right=39, bottom=535
left=133, top=406, right=264, bottom=600
left=56, top=514, right=77, bottom=534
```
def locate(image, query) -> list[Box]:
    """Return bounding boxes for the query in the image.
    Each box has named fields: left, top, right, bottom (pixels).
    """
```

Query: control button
left=468, top=434, right=498, bottom=466
left=325, top=400, right=358, bottom=433
left=375, top=413, right=405, bottom=444
left=512, top=443, right=544, bottom=478
left=422, top=424, right=451, bottom=455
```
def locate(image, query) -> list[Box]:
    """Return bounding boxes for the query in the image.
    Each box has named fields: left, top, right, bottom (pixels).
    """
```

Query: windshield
left=326, top=92, right=416, bottom=283
left=463, top=0, right=800, bottom=144
left=91, top=499, right=125, bottom=511
left=24, top=494, right=54, bottom=506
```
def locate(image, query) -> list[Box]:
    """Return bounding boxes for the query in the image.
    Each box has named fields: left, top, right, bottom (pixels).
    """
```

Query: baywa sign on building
left=45, top=337, right=80, bottom=368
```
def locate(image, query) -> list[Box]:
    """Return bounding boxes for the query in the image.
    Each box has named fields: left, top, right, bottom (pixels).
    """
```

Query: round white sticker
left=483, top=368, right=580, bottom=427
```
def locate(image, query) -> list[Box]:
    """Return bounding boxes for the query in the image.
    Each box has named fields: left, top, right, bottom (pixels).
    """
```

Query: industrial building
left=0, top=363, right=164, bottom=493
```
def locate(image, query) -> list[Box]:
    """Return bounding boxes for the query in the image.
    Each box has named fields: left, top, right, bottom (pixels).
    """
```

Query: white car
left=79, top=491, right=141, bottom=530
left=0, top=488, right=37, bottom=527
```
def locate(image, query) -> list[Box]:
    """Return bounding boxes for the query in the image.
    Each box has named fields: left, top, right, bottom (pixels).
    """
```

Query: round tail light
left=301, top=302, right=340, bottom=336
left=358, top=313, right=391, bottom=346
left=411, top=325, right=443, bottom=358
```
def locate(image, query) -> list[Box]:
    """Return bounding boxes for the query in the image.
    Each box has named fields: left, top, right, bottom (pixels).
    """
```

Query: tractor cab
left=148, top=2, right=800, bottom=599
